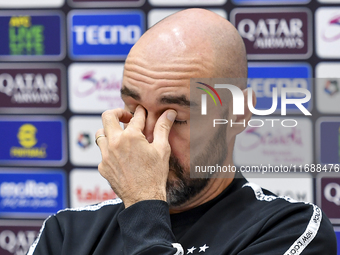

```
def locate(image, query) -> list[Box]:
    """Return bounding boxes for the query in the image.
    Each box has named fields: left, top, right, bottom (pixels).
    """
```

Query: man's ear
left=228, top=87, right=256, bottom=137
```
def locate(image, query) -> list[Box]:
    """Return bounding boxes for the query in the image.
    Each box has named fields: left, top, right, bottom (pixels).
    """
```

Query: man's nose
left=143, top=114, right=158, bottom=143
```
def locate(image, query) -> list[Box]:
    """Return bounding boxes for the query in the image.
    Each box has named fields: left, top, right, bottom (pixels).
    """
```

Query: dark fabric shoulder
left=239, top=182, right=337, bottom=255
left=27, top=199, right=125, bottom=255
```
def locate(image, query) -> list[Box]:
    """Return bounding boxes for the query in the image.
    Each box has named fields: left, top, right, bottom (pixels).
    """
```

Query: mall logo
left=68, top=63, right=124, bottom=113
left=322, top=14, right=340, bottom=42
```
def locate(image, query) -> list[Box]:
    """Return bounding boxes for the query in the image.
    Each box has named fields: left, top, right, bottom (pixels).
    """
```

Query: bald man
left=28, top=9, right=336, bottom=255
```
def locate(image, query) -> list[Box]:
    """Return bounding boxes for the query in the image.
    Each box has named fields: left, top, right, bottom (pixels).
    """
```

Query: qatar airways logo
left=197, top=82, right=311, bottom=128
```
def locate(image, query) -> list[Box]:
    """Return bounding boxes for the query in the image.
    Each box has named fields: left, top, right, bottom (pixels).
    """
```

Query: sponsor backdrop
left=0, top=0, right=340, bottom=252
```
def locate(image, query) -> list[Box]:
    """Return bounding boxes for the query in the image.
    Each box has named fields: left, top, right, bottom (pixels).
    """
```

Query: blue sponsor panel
left=0, top=116, right=67, bottom=166
left=335, top=228, right=340, bottom=255
left=68, top=10, right=144, bottom=60
left=318, top=119, right=340, bottom=164
left=247, top=63, right=312, bottom=114
left=232, top=0, right=310, bottom=4
left=0, top=11, right=64, bottom=61
left=0, top=170, right=66, bottom=218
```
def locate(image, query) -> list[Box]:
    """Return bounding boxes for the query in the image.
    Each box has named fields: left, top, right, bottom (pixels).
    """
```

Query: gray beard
left=166, top=121, right=228, bottom=207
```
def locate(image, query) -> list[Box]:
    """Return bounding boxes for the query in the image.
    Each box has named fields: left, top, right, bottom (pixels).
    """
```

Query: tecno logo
left=198, top=82, right=311, bottom=116
left=73, top=25, right=141, bottom=45
left=69, top=11, right=144, bottom=59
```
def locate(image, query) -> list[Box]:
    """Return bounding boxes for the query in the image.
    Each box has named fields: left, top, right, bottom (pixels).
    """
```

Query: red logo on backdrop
left=231, top=8, right=312, bottom=59
left=318, top=177, right=340, bottom=223
left=0, top=65, right=65, bottom=113
left=0, top=221, right=42, bottom=255
left=76, top=186, right=118, bottom=203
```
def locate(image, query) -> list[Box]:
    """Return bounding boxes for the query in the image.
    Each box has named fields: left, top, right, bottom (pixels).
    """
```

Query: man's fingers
left=126, top=105, right=146, bottom=132
left=153, top=110, right=177, bottom=149
left=102, top=109, right=133, bottom=139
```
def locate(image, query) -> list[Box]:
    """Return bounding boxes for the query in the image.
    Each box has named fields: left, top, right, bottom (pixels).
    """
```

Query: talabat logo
left=68, top=11, right=144, bottom=60
left=230, top=8, right=312, bottom=59
left=0, top=12, right=64, bottom=61
left=0, top=117, right=66, bottom=166
left=70, top=169, right=118, bottom=207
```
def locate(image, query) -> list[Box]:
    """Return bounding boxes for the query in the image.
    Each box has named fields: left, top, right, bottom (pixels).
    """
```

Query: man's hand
left=95, top=105, right=177, bottom=208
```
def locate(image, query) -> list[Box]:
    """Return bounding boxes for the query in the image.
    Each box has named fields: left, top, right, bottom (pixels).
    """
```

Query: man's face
left=121, top=74, right=231, bottom=208
left=120, top=36, right=230, bottom=207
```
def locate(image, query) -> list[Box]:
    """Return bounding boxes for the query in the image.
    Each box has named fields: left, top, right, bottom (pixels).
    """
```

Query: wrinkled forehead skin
left=123, top=8, right=248, bottom=95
